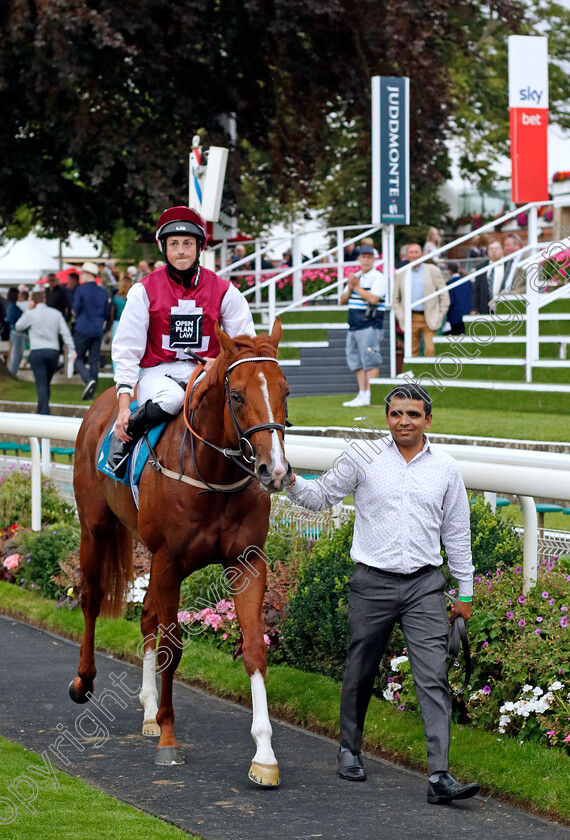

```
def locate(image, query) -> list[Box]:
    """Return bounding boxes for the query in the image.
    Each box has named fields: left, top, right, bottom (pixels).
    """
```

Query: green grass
left=1, top=583, right=569, bottom=823
left=0, top=736, right=198, bottom=840
left=0, top=376, right=101, bottom=407
left=287, top=393, right=570, bottom=441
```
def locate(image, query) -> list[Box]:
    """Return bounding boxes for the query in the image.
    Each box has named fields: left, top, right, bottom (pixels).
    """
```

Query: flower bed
left=230, top=265, right=355, bottom=302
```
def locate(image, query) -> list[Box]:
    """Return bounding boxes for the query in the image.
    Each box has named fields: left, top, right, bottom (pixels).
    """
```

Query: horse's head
left=190, top=318, right=292, bottom=492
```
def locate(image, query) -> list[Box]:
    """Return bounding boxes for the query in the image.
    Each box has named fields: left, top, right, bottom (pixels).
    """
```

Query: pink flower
left=3, top=554, right=21, bottom=570
left=549, top=599, right=556, bottom=605
left=482, top=641, right=489, bottom=648
left=518, top=619, right=526, bottom=627
left=483, top=685, right=491, bottom=695
left=536, top=616, right=543, bottom=623
left=546, top=730, right=556, bottom=739
left=515, top=566, right=522, bottom=574
left=222, top=633, right=228, bottom=640
left=506, top=611, right=514, bottom=619
left=518, top=596, right=526, bottom=604
left=564, top=734, right=570, bottom=743
left=561, top=617, right=568, bottom=628
left=542, top=592, right=549, bottom=599
left=263, top=634, right=270, bottom=645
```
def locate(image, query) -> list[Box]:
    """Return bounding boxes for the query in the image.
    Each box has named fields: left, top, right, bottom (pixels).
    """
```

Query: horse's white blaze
left=257, top=371, right=287, bottom=485
left=140, top=646, right=159, bottom=721
left=250, top=669, right=277, bottom=765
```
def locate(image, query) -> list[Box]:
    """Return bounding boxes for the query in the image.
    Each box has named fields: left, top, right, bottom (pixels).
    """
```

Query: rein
left=152, top=354, right=286, bottom=494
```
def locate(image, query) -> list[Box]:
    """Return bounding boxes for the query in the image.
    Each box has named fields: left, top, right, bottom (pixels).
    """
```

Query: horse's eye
left=230, top=391, right=242, bottom=404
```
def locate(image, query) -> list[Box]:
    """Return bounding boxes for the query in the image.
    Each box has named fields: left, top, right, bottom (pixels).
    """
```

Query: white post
left=484, top=491, right=497, bottom=512
left=404, top=266, right=412, bottom=359
left=254, top=240, right=262, bottom=308
left=269, top=274, right=276, bottom=328
left=292, top=233, right=302, bottom=302
left=41, top=437, right=51, bottom=472
left=336, top=228, right=345, bottom=303
left=527, top=205, right=538, bottom=254
left=30, top=437, right=42, bottom=532
left=519, top=495, right=538, bottom=594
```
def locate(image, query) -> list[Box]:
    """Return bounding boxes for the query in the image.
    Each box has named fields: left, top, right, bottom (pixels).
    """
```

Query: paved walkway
left=0, top=615, right=568, bottom=840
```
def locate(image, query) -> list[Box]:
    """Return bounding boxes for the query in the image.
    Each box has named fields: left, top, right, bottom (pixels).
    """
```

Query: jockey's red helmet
left=155, top=206, right=208, bottom=253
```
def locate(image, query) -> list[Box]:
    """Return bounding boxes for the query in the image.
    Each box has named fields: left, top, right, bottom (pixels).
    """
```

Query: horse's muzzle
left=257, top=462, right=292, bottom=493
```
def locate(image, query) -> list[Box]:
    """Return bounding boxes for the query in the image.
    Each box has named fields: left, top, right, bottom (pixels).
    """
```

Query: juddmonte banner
left=372, top=75, right=410, bottom=225
left=508, top=35, right=549, bottom=203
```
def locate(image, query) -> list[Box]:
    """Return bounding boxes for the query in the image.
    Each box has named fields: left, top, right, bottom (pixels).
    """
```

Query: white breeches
left=138, top=361, right=198, bottom=414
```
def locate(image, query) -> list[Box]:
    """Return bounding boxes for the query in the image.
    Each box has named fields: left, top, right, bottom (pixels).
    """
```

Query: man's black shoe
left=427, top=772, right=479, bottom=804
left=337, top=747, right=366, bottom=781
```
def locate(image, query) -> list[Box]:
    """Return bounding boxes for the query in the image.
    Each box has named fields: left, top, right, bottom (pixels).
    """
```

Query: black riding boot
left=107, top=400, right=173, bottom=479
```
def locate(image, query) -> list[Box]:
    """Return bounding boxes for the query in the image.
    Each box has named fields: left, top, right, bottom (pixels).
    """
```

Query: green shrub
left=13, top=523, right=81, bottom=599
left=467, top=494, right=523, bottom=575
left=280, top=518, right=354, bottom=680
left=0, top=467, right=76, bottom=528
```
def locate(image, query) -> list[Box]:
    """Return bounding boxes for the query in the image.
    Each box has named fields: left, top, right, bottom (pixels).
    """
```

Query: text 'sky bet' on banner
left=508, top=35, right=549, bottom=204
left=371, top=76, right=410, bottom=225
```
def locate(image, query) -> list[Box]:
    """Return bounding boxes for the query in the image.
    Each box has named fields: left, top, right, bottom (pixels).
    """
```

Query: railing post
left=292, top=233, right=302, bottom=302
left=404, top=266, right=412, bottom=359
left=519, top=495, right=538, bottom=594
left=41, top=438, right=51, bottom=472
left=336, top=228, right=344, bottom=303
left=269, top=273, right=276, bottom=328
left=29, top=436, right=42, bottom=532
left=527, top=205, right=538, bottom=254
left=254, top=239, right=262, bottom=307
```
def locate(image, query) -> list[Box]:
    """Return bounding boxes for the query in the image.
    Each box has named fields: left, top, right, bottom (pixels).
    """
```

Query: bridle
left=181, top=354, right=288, bottom=491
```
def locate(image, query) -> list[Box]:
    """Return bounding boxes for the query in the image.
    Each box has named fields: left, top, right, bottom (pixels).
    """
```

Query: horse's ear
left=215, top=321, right=237, bottom=357
left=268, top=317, right=282, bottom=349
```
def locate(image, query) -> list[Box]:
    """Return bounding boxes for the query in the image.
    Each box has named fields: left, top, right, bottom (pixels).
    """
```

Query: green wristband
left=458, top=596, right=473, bottom=603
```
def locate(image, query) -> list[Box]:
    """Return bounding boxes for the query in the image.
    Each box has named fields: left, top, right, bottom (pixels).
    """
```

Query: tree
left=2, top=0, right=564, bottom=244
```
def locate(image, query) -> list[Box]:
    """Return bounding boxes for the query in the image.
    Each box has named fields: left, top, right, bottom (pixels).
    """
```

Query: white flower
left=521, top=684, right=533, bottom=693
left=532, top=686, right=544, bottom=697
left=548, top=681, right=564, bottom=692
left=383, top=682, right=402, bottom=703
left=126, top=573, right=150, bottom=604
left=390, top=655, right=409, bottom=671
left=500, top=701, right=515, bottom=713
left=498, top=714, right=511, bottom=733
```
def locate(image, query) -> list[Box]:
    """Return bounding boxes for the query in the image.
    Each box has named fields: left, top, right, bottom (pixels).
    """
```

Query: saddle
left=96, top=401, right=168, bottom=488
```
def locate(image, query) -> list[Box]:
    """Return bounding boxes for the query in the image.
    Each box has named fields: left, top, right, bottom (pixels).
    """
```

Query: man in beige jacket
left=393, top=243, right=449, bottom=357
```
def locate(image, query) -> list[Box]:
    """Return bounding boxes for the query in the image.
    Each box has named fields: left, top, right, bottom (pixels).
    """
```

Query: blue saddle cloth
left=96, top=401, right=168, bottom=486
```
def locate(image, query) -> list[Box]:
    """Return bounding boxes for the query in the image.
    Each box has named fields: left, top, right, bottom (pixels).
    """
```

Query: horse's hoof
left=154, top=745, right=184, bottom=765
left=68, top=678, right=90, bottom=704
left=248, top=761, right=280, bottom=788
left=142, top=719, right=161, bottom=737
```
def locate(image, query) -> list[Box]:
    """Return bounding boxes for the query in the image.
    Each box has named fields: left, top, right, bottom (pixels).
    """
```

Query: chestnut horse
left=69, top=320, right=291, bottom=786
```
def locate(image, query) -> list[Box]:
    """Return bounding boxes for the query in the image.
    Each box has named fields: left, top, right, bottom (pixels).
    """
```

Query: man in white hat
left=73, top=262, right=111, bottom=399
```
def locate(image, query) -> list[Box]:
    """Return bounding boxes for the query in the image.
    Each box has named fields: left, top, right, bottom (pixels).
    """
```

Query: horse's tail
left=99, top=521, right=134, bottom=619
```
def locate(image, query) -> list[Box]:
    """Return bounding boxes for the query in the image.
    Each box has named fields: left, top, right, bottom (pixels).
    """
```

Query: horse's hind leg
left=139, top=591, right=160, bottom=737
left=69, top=527, right=107, bottom=703
left=70, top=517, right=133, bottom=704
left=232, top=551, right=280, bottom=788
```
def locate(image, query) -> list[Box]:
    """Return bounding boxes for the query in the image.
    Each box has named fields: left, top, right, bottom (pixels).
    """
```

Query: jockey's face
left=166, top=235, right=198, bottom=271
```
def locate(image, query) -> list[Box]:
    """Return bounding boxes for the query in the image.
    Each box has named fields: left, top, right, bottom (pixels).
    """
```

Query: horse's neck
left=185, top=385, right=240, bottom=481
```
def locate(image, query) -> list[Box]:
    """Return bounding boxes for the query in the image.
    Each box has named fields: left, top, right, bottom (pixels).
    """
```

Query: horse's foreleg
left=139, top=593, right=160, bottom=737
left=232, top=557, right=280, bottom=788
left=148, top=563, right=184, bottom=765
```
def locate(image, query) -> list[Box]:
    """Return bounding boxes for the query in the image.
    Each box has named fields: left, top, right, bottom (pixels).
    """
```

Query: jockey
left=107, top=205, right=255, bottom=477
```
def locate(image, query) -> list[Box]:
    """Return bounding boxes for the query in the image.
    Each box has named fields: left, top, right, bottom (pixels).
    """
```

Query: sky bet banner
left=372, top=76, right=410, bottom=225
left=509, top=36, right=549, bottom=203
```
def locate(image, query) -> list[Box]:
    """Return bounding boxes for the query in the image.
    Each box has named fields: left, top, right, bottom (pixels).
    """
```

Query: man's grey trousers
left=339, top=563, right=451, bottom=774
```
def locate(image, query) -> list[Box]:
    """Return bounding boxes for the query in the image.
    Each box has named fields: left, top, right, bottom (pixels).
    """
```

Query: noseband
left=182, top=356, right=287, bottom=489
left=223, top=356, right=287, bottom=463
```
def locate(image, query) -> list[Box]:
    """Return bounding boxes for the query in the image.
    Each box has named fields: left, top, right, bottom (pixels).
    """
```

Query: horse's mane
left=189, top=330, right=279, bottom=409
